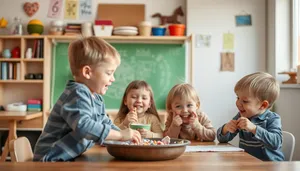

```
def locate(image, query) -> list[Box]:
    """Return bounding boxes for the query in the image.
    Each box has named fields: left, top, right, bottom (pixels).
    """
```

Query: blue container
left=152, top=27, right=166, bottom=36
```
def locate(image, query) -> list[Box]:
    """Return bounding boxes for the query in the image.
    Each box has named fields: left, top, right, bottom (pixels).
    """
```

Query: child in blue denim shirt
left=33, top=37, right=141, bottom=162
left=217, top=72, right=284, bottom=161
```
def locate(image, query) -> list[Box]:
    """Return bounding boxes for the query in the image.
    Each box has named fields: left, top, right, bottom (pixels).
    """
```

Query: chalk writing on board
left=106, top=48, right=171, bottom=100
left=52, top=43, right=186, bottom=109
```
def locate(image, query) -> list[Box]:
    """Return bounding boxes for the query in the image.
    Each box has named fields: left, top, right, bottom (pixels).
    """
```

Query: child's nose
left=111, top=75, right=115, bottom=82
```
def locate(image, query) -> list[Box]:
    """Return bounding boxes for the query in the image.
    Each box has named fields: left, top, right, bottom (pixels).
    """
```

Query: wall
left=187, top=0, right=266, bottom=129
left=0, top=0, right=186, bottom=33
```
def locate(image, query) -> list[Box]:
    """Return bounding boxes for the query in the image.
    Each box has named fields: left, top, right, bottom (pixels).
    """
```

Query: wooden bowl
left=103, top=138, right=190, bottom=161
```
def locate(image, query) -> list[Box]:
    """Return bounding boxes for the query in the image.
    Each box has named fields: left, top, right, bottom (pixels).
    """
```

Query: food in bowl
left=103, top=137, right=190, bottom=161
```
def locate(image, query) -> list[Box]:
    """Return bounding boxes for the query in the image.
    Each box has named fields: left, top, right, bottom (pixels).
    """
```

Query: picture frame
left=235, top=15, right=252, bottom=26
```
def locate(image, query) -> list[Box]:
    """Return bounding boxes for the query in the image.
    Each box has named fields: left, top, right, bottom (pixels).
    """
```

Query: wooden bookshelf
left=0, top=36, right=50, bottom=129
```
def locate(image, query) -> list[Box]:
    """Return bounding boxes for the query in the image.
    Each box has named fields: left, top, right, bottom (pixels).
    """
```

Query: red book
left=27, top=99, right=42, bottom=105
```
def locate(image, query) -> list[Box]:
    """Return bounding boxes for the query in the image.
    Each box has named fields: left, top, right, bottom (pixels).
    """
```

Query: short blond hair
left=166, top=83, right=200, bottom=112
left=68, top=36, right=120, bottom=76
left=234, top=72, right=280, bottom=108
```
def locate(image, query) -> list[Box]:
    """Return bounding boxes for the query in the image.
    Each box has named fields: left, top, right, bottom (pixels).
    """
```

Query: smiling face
left=86, top=59, right=119, bottom=95
left=235, top=90, right=265, bottom=118
left=171, top=96, right=199, bottom=124
left=124, top=88, right=152, bottom=115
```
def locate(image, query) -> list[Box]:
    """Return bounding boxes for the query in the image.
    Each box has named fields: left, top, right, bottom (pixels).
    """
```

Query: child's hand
left=222, top=120, right=238, bottom=135
left=237, top=117, right=257, bottom=134
left=187, top=110, right=198, bottom=125
left=120, top=128, right=142, bottom=144
left=171, top=111, right=183, bottom=127
left=124, top=107, right=138, bottom=127
left=138, top=128, right=153, bottom=138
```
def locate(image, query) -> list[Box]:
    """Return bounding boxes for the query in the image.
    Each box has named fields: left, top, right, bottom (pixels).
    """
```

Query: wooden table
left=76, top=141, right=261, bottom=163
left=1, top=142, right=300, bottom=170
left=0, top=111, right=42, bottom=162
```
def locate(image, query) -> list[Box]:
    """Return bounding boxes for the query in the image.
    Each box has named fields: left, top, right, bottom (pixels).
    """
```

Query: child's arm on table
left=106, top=128, right=141, bottom=143
left=163, top=112, right=182, bottom=138
left=61, top=89, right=140, bottom=144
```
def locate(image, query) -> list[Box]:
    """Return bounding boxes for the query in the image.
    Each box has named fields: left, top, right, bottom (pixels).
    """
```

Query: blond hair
left=68, top=36, right=120, bottom=76
left=166, top=83, right=200, bottom=113
left=234, top=72, right=280, bottom=109
left=115, top=80, right=160, bottom=122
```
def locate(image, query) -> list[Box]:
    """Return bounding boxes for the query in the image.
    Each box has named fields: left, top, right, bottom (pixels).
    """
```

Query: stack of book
left=27, top=99, right=42, bottom=112
left=64, top=23, right=81, bottom=36
left=31, top=39, right=44, bottom=58
left=0, top=62, right=21, bottom=80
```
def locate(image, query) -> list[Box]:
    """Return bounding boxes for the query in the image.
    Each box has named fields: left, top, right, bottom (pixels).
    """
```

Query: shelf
left=0, top=80, right=43, bottom=83
left=48, top=35, right=191, bottom=44
left=0, top=58, right=21, bottom=62
left=0, top=35, right=191, bottom=44
left=0, top=35, right=44, bottom=39
left=23, top=58, right=44, bottom=62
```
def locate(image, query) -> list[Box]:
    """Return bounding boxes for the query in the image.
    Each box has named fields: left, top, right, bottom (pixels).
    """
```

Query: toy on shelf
left=11, top=46, right=21, bottom=58
left=278, top=72, right=297, bottom=84
left=27, top=19, right=44, bottom=35
left=151, top=6, right=184, bottom=25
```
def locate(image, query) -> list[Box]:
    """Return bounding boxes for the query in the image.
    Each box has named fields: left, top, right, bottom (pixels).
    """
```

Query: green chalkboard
left=51, top=43, right=185, bottom=109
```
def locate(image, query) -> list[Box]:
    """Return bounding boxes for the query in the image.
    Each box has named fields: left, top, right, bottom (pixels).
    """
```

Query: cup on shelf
left=138, top=21, right=152, bottom=36
left=152, top=26, right=166, bottom=36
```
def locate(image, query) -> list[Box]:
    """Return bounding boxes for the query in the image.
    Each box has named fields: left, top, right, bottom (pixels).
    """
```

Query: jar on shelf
left=49, top=20, right=64, bottom=35
left=10, top=17, right=23, bottom=35
left=81, top=22, right=93, bottom=37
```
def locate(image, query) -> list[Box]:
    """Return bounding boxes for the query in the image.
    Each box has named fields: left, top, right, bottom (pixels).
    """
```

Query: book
left=8, top=63, right=13, bottom=80
left=27, top=99, right=42, bottom=104
left=16, top=63, right=21, bottom=80
left=1, top=62, right=7, bottom=80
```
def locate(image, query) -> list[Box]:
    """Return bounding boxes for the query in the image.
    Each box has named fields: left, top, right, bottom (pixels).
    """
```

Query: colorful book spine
left=1, top=62, right=7, bottom=80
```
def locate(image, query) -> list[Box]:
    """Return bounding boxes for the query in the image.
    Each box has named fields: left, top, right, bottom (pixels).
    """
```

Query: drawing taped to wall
left=196, top=34, right=211, bottom=48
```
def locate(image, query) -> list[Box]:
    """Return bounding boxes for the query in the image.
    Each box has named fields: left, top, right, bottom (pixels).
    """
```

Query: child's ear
left=260, top=100, right=269, bottom=109
left=82, top=65, right=92, bottom=79
left=196, top=102, right=200, bottom=110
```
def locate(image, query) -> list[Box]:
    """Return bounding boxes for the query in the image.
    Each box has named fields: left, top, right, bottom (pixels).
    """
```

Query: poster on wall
left=223, top=33, right=234, bottom=50
left=64, top=0, right=78, bottom=19
left=79, top=0, right=92, bottom=20
left=48, top=0, right=63, bottom=18
left=196, top=34, right=211, bottom=48
left=235, top=15, right=252, bottom=26
left=221, top=52, right=234, bottom=72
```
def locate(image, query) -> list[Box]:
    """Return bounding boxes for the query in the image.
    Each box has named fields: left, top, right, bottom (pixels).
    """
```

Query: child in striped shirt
left=33, top=37, right=141, bottom=162
left=217, top=72, right=284, bottom=161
